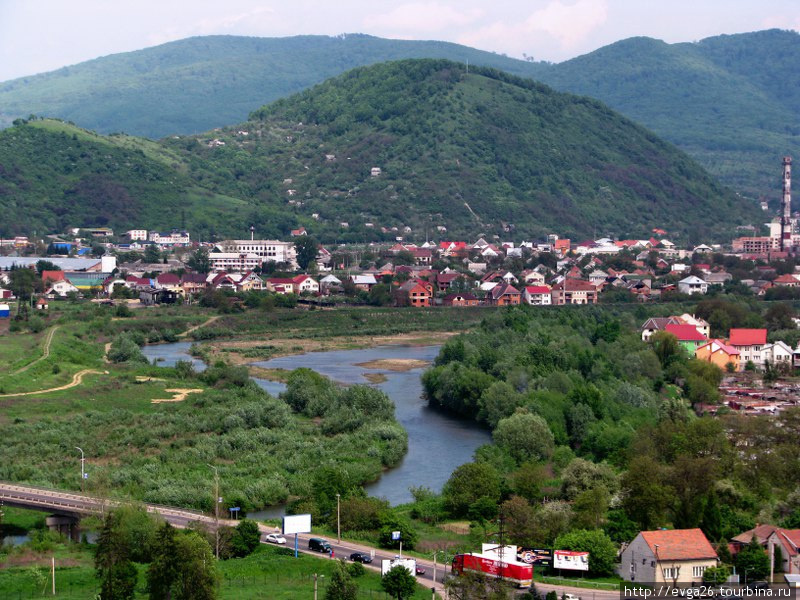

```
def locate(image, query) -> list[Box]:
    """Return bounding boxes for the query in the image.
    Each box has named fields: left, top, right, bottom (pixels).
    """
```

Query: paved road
left=0, top=481, right=619, bottom=599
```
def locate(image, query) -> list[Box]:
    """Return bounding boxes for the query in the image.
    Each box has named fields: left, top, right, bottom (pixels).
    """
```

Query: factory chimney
left=781, top=156, right=792, bottom=251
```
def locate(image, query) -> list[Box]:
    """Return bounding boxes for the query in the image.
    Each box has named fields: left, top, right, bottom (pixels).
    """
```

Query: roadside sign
left=392, top=531, right=401, bottom=540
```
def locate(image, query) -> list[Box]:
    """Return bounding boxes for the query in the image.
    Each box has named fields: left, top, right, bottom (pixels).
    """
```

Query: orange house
left=695, top=339, right=740, bottom=371
left=394, top=280, right=432, bottom=307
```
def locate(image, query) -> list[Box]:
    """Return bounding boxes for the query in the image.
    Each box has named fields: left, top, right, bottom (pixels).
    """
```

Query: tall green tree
left=187, top=247, right=210, bottom=274
left=230, top=519, right=261, bottom=558
left=144, top=244, right=162, bottom=263
left=326, top=559, right=358, bottom=600
left=294, top=236, right=319, bottom=271
left=171, top=532, right=219, bottom=600
left=734, top=537, right=769, bottom=583
left=95, top=512, right=138, bottom=600
left=147, top=522, right=180, bottom=600
left=381, top=565, right=417, bottom=600
left=493, top=411, right=554, bottom=464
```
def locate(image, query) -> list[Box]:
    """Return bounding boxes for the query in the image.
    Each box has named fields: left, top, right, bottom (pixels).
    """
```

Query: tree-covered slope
left=535, top=29, right=800, bottom=198
left=164, top=59, right=761, bottom=242
left=0, top=34, right=548, bottom=139
left=0, top=119, right=262, bottom=238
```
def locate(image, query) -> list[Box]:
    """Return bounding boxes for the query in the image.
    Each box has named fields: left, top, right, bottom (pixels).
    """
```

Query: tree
left=294, top=236, right=319, bottom=271
left=326, top=559, right=358, bottom=600
left=650, top=331, right=682, bottom=368
left=493, top=411, right=554, bottom=464
left=560, top=458, right=618, bottom=500
left=230, top=519, right=261, bottom=557
left=35, top=259, right=60, bottom=275
left=620, top=455, right=672, bottom=530
left=442, top=462, right=502, bottom=518
left=381, top=565, right=417, bottom=600
left=170, top=531, right=219, bottom=600
left=144, top=244, right=162, bottom=263
left=187, top=247, right=211, bottom=274
left=147, top=522, right=180, bottom=600
left=501, top=496, right=537, bottom=546
left=734, top=536, right=770, bottom=582
left=95, top=512, right=138, bottom=600
left=553, top=529, right=617, bottom=577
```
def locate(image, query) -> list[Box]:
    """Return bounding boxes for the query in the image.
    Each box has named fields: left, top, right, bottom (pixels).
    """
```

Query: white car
left=563, top=595, right=581, bottom=600
left=264, top=533, right=287, bottom=544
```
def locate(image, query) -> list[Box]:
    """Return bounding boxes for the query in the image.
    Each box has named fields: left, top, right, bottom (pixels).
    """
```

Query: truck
left=451, top=553, right=533, bottom=588
left=381, top=558, right=418, bottom=577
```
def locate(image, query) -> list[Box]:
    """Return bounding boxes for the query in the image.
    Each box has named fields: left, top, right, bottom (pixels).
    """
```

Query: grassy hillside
left=535, top=29, right=800, bottom=198
left=0, top=34, right=547, bottom=139
left=163, top=59, right=761, bottom=242
left=0, top=119, right=260, bottom=238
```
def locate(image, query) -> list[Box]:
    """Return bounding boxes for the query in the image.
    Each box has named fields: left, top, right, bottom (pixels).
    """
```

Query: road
left=0, top=481, right=619, bottom=599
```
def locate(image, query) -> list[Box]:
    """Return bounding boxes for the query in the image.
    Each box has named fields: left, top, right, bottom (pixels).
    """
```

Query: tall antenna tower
left=781, top=156, right=792, bottom=251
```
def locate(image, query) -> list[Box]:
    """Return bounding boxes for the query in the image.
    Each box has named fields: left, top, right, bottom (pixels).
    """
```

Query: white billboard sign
left=554, top=550, right=589, bottom=571
left=282, top=513, right=312, bottom=535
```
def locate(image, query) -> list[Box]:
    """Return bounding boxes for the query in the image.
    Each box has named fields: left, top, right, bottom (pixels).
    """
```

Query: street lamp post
left=336, top=493, right=341, bottom=544
left=207, top=464, right=220, bottom=560
left=75, top=447, right=85, bottom=493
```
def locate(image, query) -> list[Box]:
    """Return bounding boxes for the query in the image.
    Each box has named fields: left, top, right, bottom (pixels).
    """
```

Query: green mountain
left=164, top=59, right=759, bottom=242
left=3, top=30, right=796, bottom=199
left=0, top=34, right=547, bottom=139
left=0, top=61, right=762, bottom=241
left=535, top=29, right=800, bottom=199
left=0, top=119, right=273, bottom=239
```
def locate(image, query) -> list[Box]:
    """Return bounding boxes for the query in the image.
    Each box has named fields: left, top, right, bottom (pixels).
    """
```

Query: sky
left=1, top=0, right=799, bottom=82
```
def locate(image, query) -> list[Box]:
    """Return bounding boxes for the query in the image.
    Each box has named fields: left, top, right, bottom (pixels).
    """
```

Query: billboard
left=518, top=548, right=553, bottom=566
left=282, top=514, right=311, bottom=535
left=554, top=550, right=589, bottom=571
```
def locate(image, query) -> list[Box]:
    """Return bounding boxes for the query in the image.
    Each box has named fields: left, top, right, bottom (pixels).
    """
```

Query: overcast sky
left=1, top=0, right=798, bottom=82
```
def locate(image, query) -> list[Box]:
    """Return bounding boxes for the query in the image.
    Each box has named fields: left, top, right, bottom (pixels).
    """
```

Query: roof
left=490, top=283, right=520, bottom=299
left=525, top=286, right=551, bottom=294
left=665, top=323, right=707, bottom=342
left=697, top=339, right=739, bottom=356
left=41, top=270, right=66, bottom=283
left=641, top=317, right=679, bottom=331
left=729, top=328, right=767, bottom=346
left=732, top=524, right=781, bottom=545
left=640, top=529, right=717, bottom=561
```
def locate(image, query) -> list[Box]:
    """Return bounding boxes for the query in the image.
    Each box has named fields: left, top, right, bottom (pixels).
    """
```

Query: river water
left=142, top=342, right=490, bottom=507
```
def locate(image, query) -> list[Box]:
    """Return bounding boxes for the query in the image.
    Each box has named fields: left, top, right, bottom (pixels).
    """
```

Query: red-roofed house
left=394, top=279, right=432, bottom=307
left=292, top=274, right=319, bottom=294
left=695, top=339, right=740, bottom=371
left=729, top=329, right=768, bottom=370
left=523, top=286, right=552, bottom=306
left=665, top=323, right=708, bottom=353
left=41, top=271, right=66, bottom=286
left=441, top=293, right=480, bottom=307
left=619, top=529, right=718, bottom=584
left=766, top=529, right=800, bottom=574
left=487, top=283, right=521, bottom=306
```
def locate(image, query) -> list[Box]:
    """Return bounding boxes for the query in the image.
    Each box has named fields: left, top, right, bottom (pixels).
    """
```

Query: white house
left=523, top=286, right=552, bottom=306
left=678, top=276, right=708, bottom=295
left=618, top=529, right=717, bottom=584
left=293, top=275, right=319, bottom=294
left=46, top=280, right=80, bottom=298
left=762, top=341, right=794, bottom=368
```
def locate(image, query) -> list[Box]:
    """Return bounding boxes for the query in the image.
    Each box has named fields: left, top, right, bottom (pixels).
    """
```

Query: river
left=142, top=341, right=490, bottom=507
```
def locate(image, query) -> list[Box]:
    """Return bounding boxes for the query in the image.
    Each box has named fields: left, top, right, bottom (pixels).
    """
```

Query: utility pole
left=207, top=464, right=220, bottom=559
left=336, top=493, right=341, bottom=544
left=75, top=447, right=85, bottom=493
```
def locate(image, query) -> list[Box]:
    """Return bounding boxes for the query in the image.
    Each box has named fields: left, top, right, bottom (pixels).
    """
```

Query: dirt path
left=0, top=369, right=104, bottom=397
left=11, top=326, right=59, bottom=375
left=178, top=315, right=220, bottom=339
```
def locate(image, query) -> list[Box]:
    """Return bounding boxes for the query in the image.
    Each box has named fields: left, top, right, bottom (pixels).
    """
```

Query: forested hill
left=163, top=59, right=760, bottom=241
left=0, top=34, right=548, bottom=139
left=535, top=29, right=800, bottom=199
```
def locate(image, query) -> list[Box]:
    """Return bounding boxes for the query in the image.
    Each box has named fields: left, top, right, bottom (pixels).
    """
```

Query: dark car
left=349, top=552, right=373, bottom=564
left=308, top=538, right=332, bottom=553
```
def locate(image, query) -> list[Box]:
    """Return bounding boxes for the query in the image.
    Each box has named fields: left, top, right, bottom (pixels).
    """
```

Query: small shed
left=36, top=298, right=49, bottom=310
left=0, top=303, right=10, bottom=318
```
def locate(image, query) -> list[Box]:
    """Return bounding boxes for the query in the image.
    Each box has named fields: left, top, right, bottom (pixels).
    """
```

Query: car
left=415, top=565, right=426, bottom=576
left=264, top=533, right=286, bottom=545
left=563, top=594, right=581, bottom=600
left=308, top=538, right=332, bottom=553
left=349, top=552, right=373, bottom=564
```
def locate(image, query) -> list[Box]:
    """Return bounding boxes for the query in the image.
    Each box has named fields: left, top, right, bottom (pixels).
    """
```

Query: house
left=550, top=280, right=598, bottom=305
left=155, top=273, right=183, bottom=293
left=640, top=317, right=681, bottom=342
left=209, top=273, right=238, bottom=291
left=231, top=271, right=265, bottom=292
left=732, top=526, right=800, bottom=575
left=394, top=279, right=432, bottom=307
left=181, top=273, right=208, bottom=296
left=729, top=329, right=768, bottom=370
left=762, top=341, right=794, bottom=369
left=665, top=324, right=708, bottom=353
left=264, top=278, right=295, bottom=294
left=678, top=276, right=708, bottom=295
left=521, top=270, right=546, bottom=285
left=522, top=286, right=552, bottom=306
left=618, top=529, right=718, bottom=584
left=487, top=283, right=521, bottom=306
left=292, top=274, right=319, bottom=295
left=45, top=279, right=79, bottom=298
left=319, top=274, right=342, bottom=295
left=695, top=339, right=740, bottom=371
left=675, top=314, right=711, bottom=338
left=139, top=287, right=180, bottom=305
left=290, top=227, right=307, bottom=237
left=35, top=297, right=49, bottom=310
left=410, top=248, right=433, bottom=265
left=350, top=274, right=377, bottom=292
left=441, top=293, right=480, bottom=307
left=436, top=272, right=463, bottom=292
left=773, top=274, right=800, bottom=287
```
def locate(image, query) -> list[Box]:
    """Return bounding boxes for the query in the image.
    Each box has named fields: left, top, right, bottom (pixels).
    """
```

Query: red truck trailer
left=452, top=553, right=533, bottom=587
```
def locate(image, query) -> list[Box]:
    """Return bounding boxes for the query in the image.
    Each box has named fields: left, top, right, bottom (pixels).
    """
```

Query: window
left=693, top=566, right=706, bottom=578
left=663, top=568, right=678, bottom=580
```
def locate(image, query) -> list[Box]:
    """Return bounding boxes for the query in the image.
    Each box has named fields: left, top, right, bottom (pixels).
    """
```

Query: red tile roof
left=41, top=270, right=65, bottom=283
left=525, top=286, right=551, bottom=294
left=640, top=529, right=717, bottom=561
left=729, top=328, right=767, bottom=346
left=665, top=323, right=707, bottom=342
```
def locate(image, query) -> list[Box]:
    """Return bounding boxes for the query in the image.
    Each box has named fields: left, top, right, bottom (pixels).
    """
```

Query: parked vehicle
left=264, top=533, right=286, bottom=544
left=349, top=552, right=373, bottom=564
left=308, top=538, right=332, bottom=553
